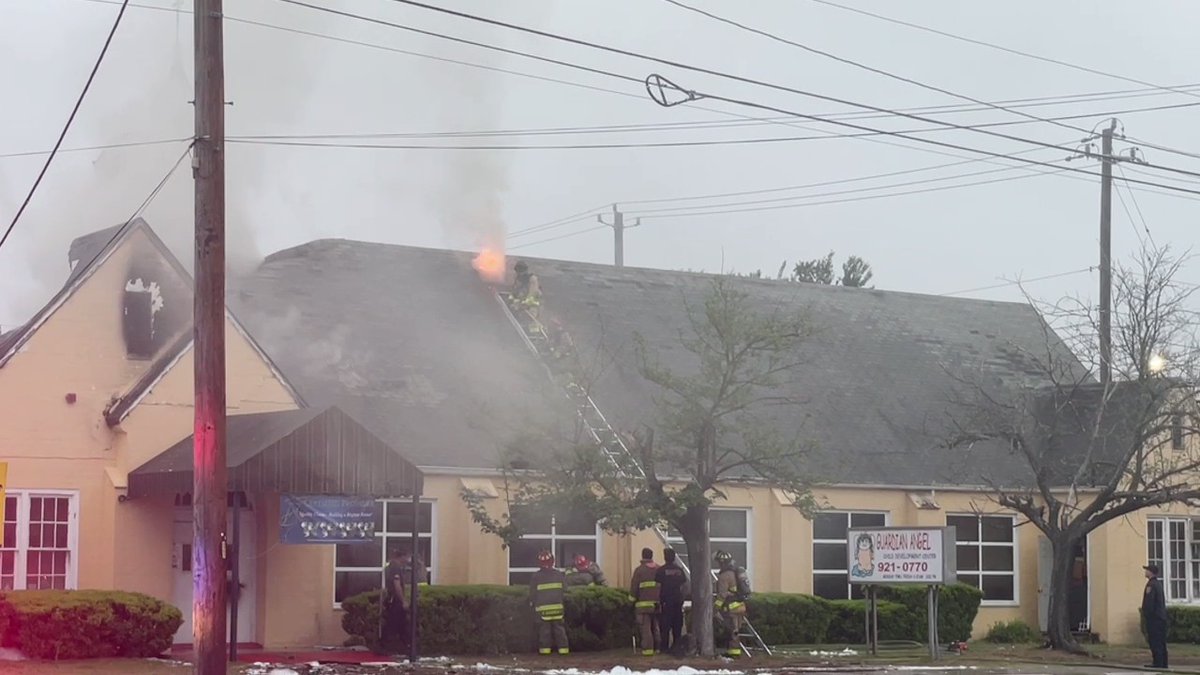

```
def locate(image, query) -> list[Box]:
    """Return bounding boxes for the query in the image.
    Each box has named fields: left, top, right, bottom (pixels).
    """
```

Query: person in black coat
left=1142, top=563, right=1169, bottom=669
left=655, top=548, right=690, bottom=655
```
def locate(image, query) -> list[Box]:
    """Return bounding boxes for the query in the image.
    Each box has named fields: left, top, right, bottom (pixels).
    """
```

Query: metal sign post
left=847, top=527, right=957, bottom=661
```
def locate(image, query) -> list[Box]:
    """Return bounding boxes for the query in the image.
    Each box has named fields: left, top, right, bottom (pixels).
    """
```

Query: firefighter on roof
left=529, top=550, right=569, bottom=656
left=511, top=261, right=542, bottom=320
left=714, top=550, right=750, bottom=658
left=565, top=554, right=607, bottom=587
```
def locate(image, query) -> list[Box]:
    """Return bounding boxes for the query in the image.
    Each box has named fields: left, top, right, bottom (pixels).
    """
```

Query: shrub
left=984, top=620, right=1041, bottom=644
left=746, top=593, right=831, bottom=645
left=341, top=584, right=633, bottom=654
left=1168, top=606, right=1200, bottom=643
left=0, top=590, right=182, bottom=660
left=342, top=583, right=984, bottom=652
left=825, top=599, right=920, bottom=643
left=876, top=584, right=983, bottom=643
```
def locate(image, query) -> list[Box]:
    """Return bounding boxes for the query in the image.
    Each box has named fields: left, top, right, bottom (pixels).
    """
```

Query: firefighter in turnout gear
left=566, top=554, right=607, bottom=587
left=714, top=550, right=750, bottom=657
left=511, top=261, right=542, bottom=321
left=630, top=547, right=661, bottom=656
left=529, top=550, right=570, bottom=656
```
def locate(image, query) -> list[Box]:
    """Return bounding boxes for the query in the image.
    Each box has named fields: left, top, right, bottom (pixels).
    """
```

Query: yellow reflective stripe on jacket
left=639, top=581, right=659, bottom=589
left=635, top=600, right=657, bottom=608
left=537, top=582, right=563, bottom=591
left=536, top=603, right=564, bottom=613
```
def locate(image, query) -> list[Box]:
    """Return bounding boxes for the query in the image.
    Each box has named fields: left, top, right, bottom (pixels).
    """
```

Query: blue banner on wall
left=280, top=495, right=377, bottom=544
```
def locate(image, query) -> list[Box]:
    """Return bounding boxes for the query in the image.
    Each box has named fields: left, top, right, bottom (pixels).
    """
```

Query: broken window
left=123, top=278, right=163, bottom=358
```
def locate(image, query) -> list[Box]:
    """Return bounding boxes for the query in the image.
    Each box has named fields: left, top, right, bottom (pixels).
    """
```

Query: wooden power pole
left=598, top=204, right=639, bottom=268
left=1098, top=120, right=1115, bottom=388
left=193, top=0, right=228, bottom=672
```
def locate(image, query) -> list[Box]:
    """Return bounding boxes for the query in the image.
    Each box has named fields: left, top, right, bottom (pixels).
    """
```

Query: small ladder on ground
left=495, top=292, right=772, bottom=658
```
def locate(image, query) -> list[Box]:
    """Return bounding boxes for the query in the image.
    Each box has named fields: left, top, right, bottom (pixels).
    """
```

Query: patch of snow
left=0, top=648, right=25, bottom=662
left=544, top=667, right=744, bottom=675
left=267, top=669, right=301, bottom=675
left=806, top=648, right=858, bottom=657
left=470, top=664, right=529, bottom=672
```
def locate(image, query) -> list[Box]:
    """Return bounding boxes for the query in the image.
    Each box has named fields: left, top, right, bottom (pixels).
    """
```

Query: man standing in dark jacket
left=655, top=547, right=690, bottom=654
left=1143, top=564, right=1169, bottom=669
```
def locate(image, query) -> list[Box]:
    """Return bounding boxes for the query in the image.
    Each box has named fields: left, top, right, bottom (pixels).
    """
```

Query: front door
left=172, top=503, right=256, bottom=645
left=1037, top=535, right=1090, bottom=633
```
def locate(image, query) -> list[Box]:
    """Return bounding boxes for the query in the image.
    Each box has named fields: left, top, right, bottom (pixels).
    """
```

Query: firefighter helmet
left=573, top=554, right=590, bottom=571
left=714, top=550, right=733, bottom=565
left=515, top=261, right=529, bottom=274
left=537, top=550, right=555, bottom=568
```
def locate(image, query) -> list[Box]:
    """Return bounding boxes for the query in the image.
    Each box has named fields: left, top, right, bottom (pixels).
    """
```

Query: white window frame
left=811, top=510, right=889, bottom=600
left=665, top=507, right=753, bottom=576
left=0, top=490, right=80, bottom=591
left=1146, top=517, right=1200, bottom=603
left=948, top=513, right=1019, bottom=607
left=507, top=514, right=603, bottom=584
left=332, top=498, right=437, bottom=608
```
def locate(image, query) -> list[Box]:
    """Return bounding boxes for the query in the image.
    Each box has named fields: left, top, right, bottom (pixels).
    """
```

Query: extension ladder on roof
left=495, top=291, right=772, bottom=658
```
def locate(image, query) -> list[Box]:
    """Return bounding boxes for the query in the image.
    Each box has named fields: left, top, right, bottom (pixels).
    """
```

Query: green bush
left=342, top=583, right=984, bottom=652
left=984, top=620, right=1041, bottom=644
left=825, top=599, right=921, bottom=643
left=0, top=590, right=182, bottom=659
left=1167, top=606, right=1200, bottom=643
left=746, top=593, right=831, bottom=645
left=876, top=584, right=983, bottom=643
left=341, top=584, right=634, bottom=655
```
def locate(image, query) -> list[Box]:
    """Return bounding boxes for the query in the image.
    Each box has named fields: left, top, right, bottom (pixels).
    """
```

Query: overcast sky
left=2, top=0, right=1199, bottom=327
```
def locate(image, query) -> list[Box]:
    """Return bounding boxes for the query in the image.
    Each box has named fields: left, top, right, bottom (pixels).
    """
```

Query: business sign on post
left=280, top=494, right=377, bottom=544
left=847, top=527, right=957, bottom=585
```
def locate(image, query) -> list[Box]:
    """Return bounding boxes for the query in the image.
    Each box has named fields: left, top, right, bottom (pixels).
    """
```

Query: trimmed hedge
left=1167, top=606, right=1200, bottom=643
left=341, top=584, right=635, bottom=654
left=345, top=583, right=982, bottom=653
left=748, top=584, right=981, bottom=645
left=0, top=590, right=182, bottom=659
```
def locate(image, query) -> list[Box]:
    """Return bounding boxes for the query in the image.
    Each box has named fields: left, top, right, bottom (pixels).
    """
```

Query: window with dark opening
left=1172, top=415, right=1185, bottom=451
left=123, top=289, right=154, bottom=358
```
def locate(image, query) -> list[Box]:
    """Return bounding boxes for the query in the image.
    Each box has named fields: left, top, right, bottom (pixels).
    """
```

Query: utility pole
left=598, top=204, right=639, bottom=268
left=1074, top=118, right=1144, bottom=388
left=193, top=0, right=228, bottom=671
left=1098, top=120, right=1114, bottom=388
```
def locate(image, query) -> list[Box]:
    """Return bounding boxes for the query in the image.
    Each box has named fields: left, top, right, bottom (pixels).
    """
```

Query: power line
left=32, top=142, right=194, bottom=278
left=941, top=268, right=1095, bottom=297
left=1, top=0, right=131, bottom=253
left=1116, top=163, right=1155, bottom=242
left=374, top=0, right=1200, bottom=183
left=661, top=0, right=1090, bottom=136
left=806, top=0, right=1200, bottom=102
left=87, top=0, right=1200, bottom=147
left=0, top=137, right=192, bottom=160
left=228, top=100, right=1200, bottom=143
left=248, top=0, right=1200, bottom=202
left=627, top=158, right=1079, bottom=216
left=508, top=208, right=608, bottom=238
left=509, top=224, right=608, bottom=250
left=632, top=162, right=1081, bottom=220
left=90, top=0, right=1200, bottom=197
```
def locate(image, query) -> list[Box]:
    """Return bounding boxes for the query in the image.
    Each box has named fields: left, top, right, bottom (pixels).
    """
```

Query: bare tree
left=462, top=278, right=817, bottom=656
left=946, top=245, right=1200, bottom=652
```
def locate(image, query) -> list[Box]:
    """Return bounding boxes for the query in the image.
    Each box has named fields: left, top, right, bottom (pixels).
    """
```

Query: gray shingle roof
left=230, top=239, right=1085, bottom=488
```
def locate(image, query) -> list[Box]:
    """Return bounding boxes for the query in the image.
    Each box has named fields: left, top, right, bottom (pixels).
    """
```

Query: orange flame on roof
left=472, top=248, right=506, bottom=285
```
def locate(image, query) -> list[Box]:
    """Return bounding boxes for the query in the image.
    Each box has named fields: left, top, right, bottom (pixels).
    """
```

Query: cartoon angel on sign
left=850, top=533, right=875, bottom=578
